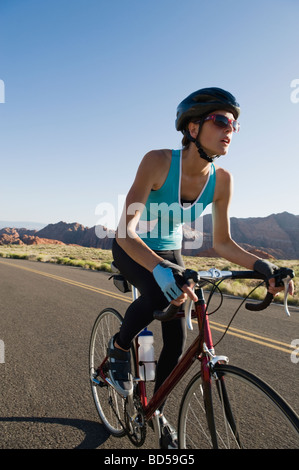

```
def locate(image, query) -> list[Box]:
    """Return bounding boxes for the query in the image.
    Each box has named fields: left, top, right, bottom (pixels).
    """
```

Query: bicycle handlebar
left=153, top=267, right=295, bottom=323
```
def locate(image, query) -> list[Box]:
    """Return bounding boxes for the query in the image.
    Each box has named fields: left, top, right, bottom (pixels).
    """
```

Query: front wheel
left=178, top=364, right=299, bottom=449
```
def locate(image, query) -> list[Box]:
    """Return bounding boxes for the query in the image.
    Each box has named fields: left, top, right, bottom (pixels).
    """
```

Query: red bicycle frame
left=137, top=289, right=213, bottom=421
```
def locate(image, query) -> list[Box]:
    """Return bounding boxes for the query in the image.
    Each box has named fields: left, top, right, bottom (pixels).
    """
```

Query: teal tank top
left=138, top=149, right=216, bottom=250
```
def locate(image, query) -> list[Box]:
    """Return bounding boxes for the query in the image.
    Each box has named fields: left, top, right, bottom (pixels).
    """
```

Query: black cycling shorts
left=112, top=238, right=187, bottom=393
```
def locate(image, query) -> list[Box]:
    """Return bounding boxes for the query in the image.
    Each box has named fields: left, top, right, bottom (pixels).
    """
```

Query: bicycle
left=89, top=263, right=299, bottom=449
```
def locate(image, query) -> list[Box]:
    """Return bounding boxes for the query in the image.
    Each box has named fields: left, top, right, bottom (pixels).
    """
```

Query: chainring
left=124, top=394, right=146, bottom=447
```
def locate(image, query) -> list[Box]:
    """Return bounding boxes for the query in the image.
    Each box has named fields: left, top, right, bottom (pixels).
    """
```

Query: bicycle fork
left=196, top=291, right=230, bottom=449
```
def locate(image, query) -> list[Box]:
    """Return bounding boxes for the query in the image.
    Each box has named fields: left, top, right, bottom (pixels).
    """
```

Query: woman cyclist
left=107, top=87, right=293, bottom=448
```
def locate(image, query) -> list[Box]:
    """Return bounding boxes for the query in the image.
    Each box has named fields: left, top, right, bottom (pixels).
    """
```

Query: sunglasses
left=203, top=114, right=240, bottom=133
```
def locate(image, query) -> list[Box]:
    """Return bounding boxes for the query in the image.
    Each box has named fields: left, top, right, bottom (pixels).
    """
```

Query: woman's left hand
left=268, top=278, right=295, bottom=296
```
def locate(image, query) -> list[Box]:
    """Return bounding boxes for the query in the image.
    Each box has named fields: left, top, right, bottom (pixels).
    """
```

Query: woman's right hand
left=152, top=261, right=198, bottom=304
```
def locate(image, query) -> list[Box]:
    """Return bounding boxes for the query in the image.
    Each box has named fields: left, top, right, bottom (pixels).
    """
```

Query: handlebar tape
left=245, top=291, right=274, bottom=311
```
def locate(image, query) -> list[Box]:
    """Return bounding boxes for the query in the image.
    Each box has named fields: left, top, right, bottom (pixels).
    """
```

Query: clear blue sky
left=0, top=0, right=298, bottom=229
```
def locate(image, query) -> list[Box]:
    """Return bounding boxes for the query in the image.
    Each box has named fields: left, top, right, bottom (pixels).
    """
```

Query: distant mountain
left=37, top=221, right=115, bottom=249
left=0, top=221, right=47, bottom=230
left=0, top=212, right=298, bottom=259
left=0, top=221, right=114, bottom=250
left=183, top=212, right=299, bottom=259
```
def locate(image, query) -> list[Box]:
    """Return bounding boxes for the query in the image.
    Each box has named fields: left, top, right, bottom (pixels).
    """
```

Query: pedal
left=91, top=376, right=107, bottom=387
left=91, top=376, right=100, bottom=384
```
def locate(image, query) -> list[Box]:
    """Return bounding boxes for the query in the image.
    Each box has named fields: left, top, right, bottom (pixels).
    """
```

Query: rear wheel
left=89, top=308, right=126, bottom=436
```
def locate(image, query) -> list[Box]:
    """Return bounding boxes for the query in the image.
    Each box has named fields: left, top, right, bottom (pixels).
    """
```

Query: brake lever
left=276, top=268, right=294, bottom=317
left=184, top=296, right=193, bottom=331
left=283, top=275, right=292, bottom=317
left=182, top=269, right=200, bottom=331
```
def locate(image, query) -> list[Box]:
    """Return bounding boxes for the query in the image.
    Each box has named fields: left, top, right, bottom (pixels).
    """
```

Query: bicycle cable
left=195, top=280, right=224, bottom=349
left=212, top=279, right=266, bottom=348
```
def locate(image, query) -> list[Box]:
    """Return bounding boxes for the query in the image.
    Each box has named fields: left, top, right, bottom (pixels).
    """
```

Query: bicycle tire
left=89, top=308, right=128, bottom=436
left=178, top=364, right=299, bottom=449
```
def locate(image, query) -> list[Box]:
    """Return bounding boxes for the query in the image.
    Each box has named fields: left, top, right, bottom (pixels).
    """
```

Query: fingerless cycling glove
left=152, top=260, right=184, bottom=302
left=254, top=259, right=278, bottom=280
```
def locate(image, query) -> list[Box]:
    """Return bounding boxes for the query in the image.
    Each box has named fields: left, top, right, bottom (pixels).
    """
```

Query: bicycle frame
left=133, top=286, right=215, bottom=422
left=132, top=285, right=237, bottom=449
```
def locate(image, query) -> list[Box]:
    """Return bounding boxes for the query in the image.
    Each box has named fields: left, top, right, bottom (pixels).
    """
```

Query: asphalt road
left=0, top=258, right=298, bottom=450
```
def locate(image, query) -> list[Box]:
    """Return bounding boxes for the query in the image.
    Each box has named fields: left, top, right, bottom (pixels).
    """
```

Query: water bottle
left=138, top=328, right=155, bottom=381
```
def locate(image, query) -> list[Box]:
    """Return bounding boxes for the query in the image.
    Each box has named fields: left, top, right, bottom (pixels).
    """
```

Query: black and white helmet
left=175, top=87, right=240, bottom=132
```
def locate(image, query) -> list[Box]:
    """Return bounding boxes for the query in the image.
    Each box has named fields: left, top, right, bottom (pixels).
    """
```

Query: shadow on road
left=0, top=415, right=111, bottom=449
